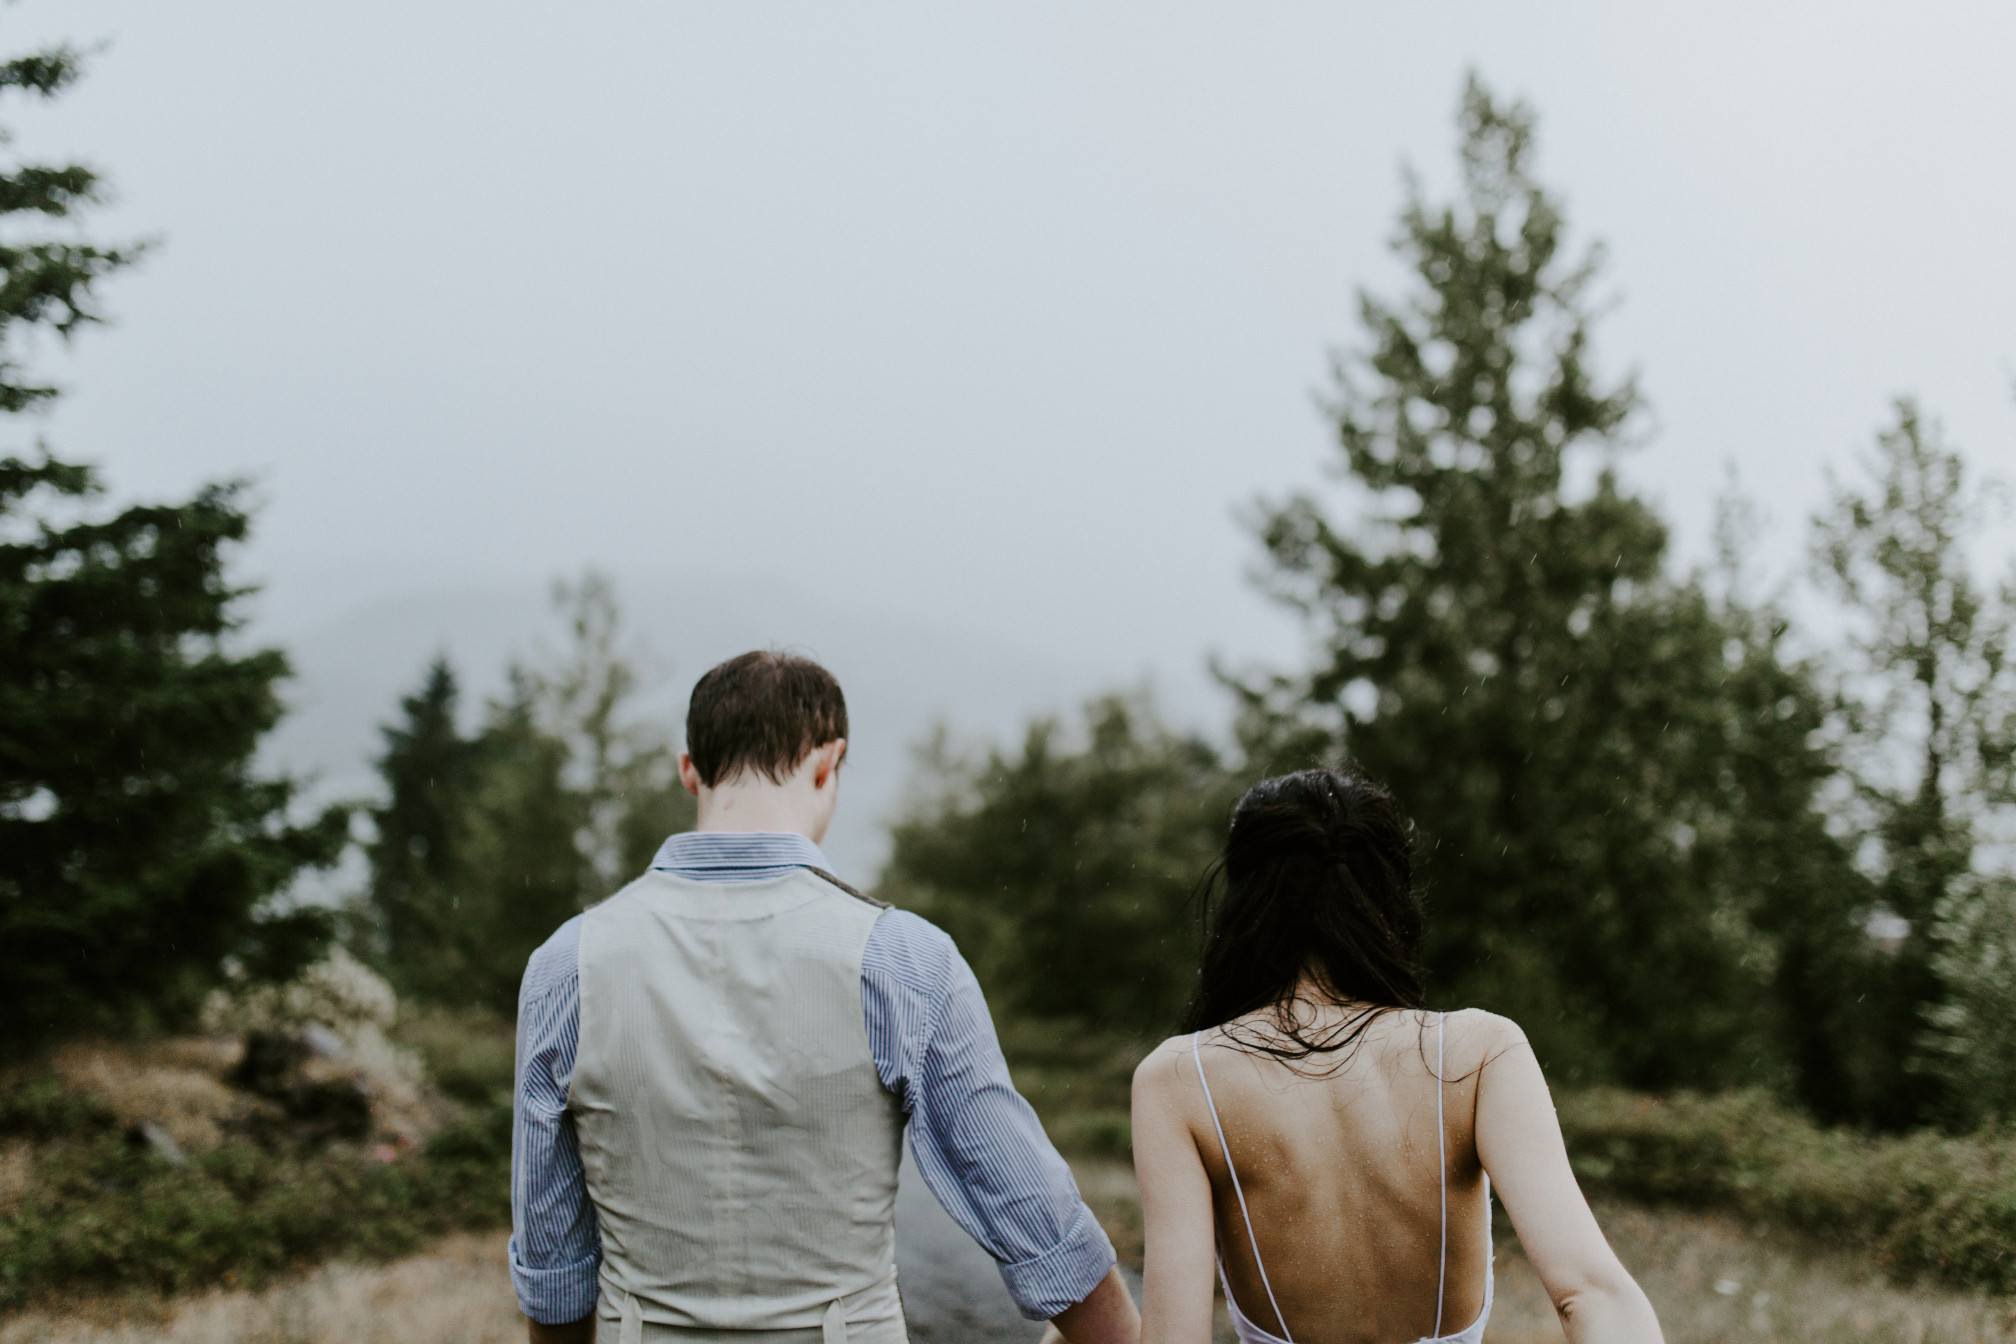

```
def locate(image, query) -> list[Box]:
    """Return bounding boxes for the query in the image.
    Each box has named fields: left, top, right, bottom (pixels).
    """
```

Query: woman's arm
left=1131, top=1038, right=1218, bottom=1344
left=1472, top=1018, right=1663, bottom=1344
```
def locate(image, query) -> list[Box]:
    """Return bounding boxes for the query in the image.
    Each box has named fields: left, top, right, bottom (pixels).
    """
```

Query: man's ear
left=678, top=752, right=703, bottom=797
left=812, top=738, right=847, bottom=789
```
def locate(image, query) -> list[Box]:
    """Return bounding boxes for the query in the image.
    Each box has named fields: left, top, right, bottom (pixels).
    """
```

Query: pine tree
left=361, top=578, right=694, bottom=1013
left=0, top=47, right=138, bottom=413
left=1238, top=76, right=1861, bottom=1093
left=361, top=656, right=483, bottom=985
left=882, top=695, right=1237, bottom=1036
left=0, top=44, right=345, bottom=1044
left=436, top=671, right=588, bottom=1012
left=1815, top=400, right=2016, bottom=1127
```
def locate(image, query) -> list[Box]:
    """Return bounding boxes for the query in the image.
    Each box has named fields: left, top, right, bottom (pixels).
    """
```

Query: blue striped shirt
left=509, top=831, right=1115, bottom=1325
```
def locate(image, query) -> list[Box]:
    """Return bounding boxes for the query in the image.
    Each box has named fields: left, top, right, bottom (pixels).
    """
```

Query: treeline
left=884, top=80, right=2016, bottom=1133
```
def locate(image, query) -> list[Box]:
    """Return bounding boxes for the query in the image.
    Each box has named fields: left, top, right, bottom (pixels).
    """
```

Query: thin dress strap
left=1192, top=1032, right=1294, bottom=1343
left=1435, top=1011, right=1447, bottom=1339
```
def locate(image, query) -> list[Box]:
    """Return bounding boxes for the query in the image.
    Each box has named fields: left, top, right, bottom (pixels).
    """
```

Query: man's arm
left=862, top=912, right=1134, bottom=1334
left=512, top=919, right=604, bottom=1340
left=528, top=1318, right=594, bottom=1344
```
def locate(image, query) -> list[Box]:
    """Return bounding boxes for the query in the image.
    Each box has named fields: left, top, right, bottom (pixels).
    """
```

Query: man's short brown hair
left=685, top=651, right=848, bottom=787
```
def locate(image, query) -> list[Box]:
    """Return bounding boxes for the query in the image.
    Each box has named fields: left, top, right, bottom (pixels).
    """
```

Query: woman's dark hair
left=1183, top=768, right=1423, bottom=1061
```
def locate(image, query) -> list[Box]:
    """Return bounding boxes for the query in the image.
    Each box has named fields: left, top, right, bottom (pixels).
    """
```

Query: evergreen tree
left=882, top=696, right=1238, bottom=1036
left=0, top=47, right=139, bottom=413
left=361, top=656, right=484, bottom=986
left=360, top=578, right=694, bottom=1013
left=0, top=44, right=345, bottom=1045
left=1815, top=400, right=2016, bottom=1127
left=1237, top=76, right=1861, bottom=1093
left=526, top=573, right=693, bottom=900
left=1926, top=875, right=2016, bottom=1126
left=426, top=670, right=588, bottom=1012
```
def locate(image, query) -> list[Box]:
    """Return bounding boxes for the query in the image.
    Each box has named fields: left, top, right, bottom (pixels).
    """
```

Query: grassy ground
left=1494, top=1199, right=2016, bottom=1343
left=0, top=1232, right=521, bottom=1344
left=8, top=1175, right=2010, bottom=1344
left=9, top=1013, right=2012, bottom=1340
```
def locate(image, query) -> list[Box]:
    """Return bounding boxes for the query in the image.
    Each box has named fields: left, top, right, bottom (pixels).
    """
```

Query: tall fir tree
left=361, top=656, right=483, bottom=986
left=0, top=44, right=347, bottom=1044
left=882, top=696, right=1238, bottom=1037
left=1815, top=400, right=2016, bottom=1127
left=0, top=47, right=137, bottom=413
left=1237, top=76, right=1862, bottom=1094
left=360, top=578, right=694, bottom=1013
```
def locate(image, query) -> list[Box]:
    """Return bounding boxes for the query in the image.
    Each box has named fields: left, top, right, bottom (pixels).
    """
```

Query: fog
left=9, top=1, right=2015, bottom=873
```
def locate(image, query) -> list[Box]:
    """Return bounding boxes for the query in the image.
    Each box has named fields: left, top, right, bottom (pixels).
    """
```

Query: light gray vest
left=571, top=868, right=906, bottom=1344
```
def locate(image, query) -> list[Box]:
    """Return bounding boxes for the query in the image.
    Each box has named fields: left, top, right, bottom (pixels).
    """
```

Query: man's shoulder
left=520, top=914, right=584, bottom=1008
left=861, top=907, right=961, bottom=991
left=805, top=866, right=889, bottom=908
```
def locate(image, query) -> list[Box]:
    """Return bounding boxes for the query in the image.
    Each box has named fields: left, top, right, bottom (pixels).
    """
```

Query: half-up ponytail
left=1183, top=768, right=1422, bottom=1060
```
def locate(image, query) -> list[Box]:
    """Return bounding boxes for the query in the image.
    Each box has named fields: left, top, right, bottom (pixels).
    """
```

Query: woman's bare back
left=1157, top=1006, right=1500, bottom=1344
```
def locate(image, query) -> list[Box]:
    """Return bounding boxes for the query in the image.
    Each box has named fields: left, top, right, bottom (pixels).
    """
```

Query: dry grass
left=6, top=1178, right=2011, bottom=1343
left=1493, top=1200, right=2016, bottom=1344
left=48, top=1041, right=242, bottom=1153
left=35, top=1035, right=444, bottom=1158
left=0, top=1232, right=523, bottom=1344
left=0, top=1141, right=34, bottom=1215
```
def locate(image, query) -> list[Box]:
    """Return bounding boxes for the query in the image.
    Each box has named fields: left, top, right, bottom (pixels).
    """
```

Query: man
left=511, top=651, right=1139, bottom=1344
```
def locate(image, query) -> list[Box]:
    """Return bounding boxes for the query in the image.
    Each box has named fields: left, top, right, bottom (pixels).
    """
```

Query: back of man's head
left=686, top=651, right=848, bottom=788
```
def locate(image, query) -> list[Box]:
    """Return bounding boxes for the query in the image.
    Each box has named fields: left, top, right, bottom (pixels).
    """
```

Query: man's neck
left=692, top=791, right=827, bottom=843
left=695, top=816, right=819, bottom=840
left=681, top=741, right=843, bottom=846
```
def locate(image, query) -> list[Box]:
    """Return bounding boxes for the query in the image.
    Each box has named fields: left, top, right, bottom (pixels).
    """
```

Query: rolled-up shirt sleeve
left=862, top=911, right=1116, bottom=1319
left=510, top=916, right=602, bottom=1325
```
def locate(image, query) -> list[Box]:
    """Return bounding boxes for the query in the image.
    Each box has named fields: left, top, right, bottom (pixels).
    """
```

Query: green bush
left=0, top=1073, right=117, bottom=1140
left=0, top=1095, right=511, bottom=1309
left=996, top=1019, right=1145, bottom=1159
left=392, top=1006, right=517, bottom=1107
left=1558, top=1089, right=2016, bottom=1293
left=0, top=1010, right=524, bottom=1309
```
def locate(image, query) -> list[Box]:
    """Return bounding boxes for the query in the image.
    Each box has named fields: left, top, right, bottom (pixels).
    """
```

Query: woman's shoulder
left=1133, top=1031, right=1204, bottom=1095
left=1436, top=1005, right=1524, bottom=1037
left=1434, top=1007, right=1533, bottom=1073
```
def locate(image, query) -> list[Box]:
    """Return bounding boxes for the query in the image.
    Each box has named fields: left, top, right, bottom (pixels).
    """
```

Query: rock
left=228, top=1030, right=373, bottom=1141
left=302, top=1023, right=348, bottom=1059
left=234, top=1030, right=311, bottom=1097
left=287, top=1076, right=374, bottom=1141
left=128, top=1121, right=189, bottom=1167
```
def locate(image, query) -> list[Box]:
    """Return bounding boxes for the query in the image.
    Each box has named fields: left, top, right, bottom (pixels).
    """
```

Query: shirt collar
left=649, top=829, right=831, bottom=881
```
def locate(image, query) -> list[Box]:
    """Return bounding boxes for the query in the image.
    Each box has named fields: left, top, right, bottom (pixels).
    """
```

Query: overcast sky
left=13, top=1, right=2016, bottom=739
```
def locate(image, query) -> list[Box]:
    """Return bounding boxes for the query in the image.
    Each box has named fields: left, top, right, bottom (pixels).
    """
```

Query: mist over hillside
left=259, top=573, right=1192, bottom=879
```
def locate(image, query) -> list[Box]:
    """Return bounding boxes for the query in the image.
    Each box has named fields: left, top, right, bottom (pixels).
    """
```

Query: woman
left=1131, top=770, right=1662, bottom=1344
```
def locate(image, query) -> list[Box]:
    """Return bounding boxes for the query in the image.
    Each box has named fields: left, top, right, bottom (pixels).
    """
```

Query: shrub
left=0, top=1072, right=117, bottom=1140
left=1557, top=1089, right=2016, bottom=1293
left=0, top=1079, right=511, bottom=1309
